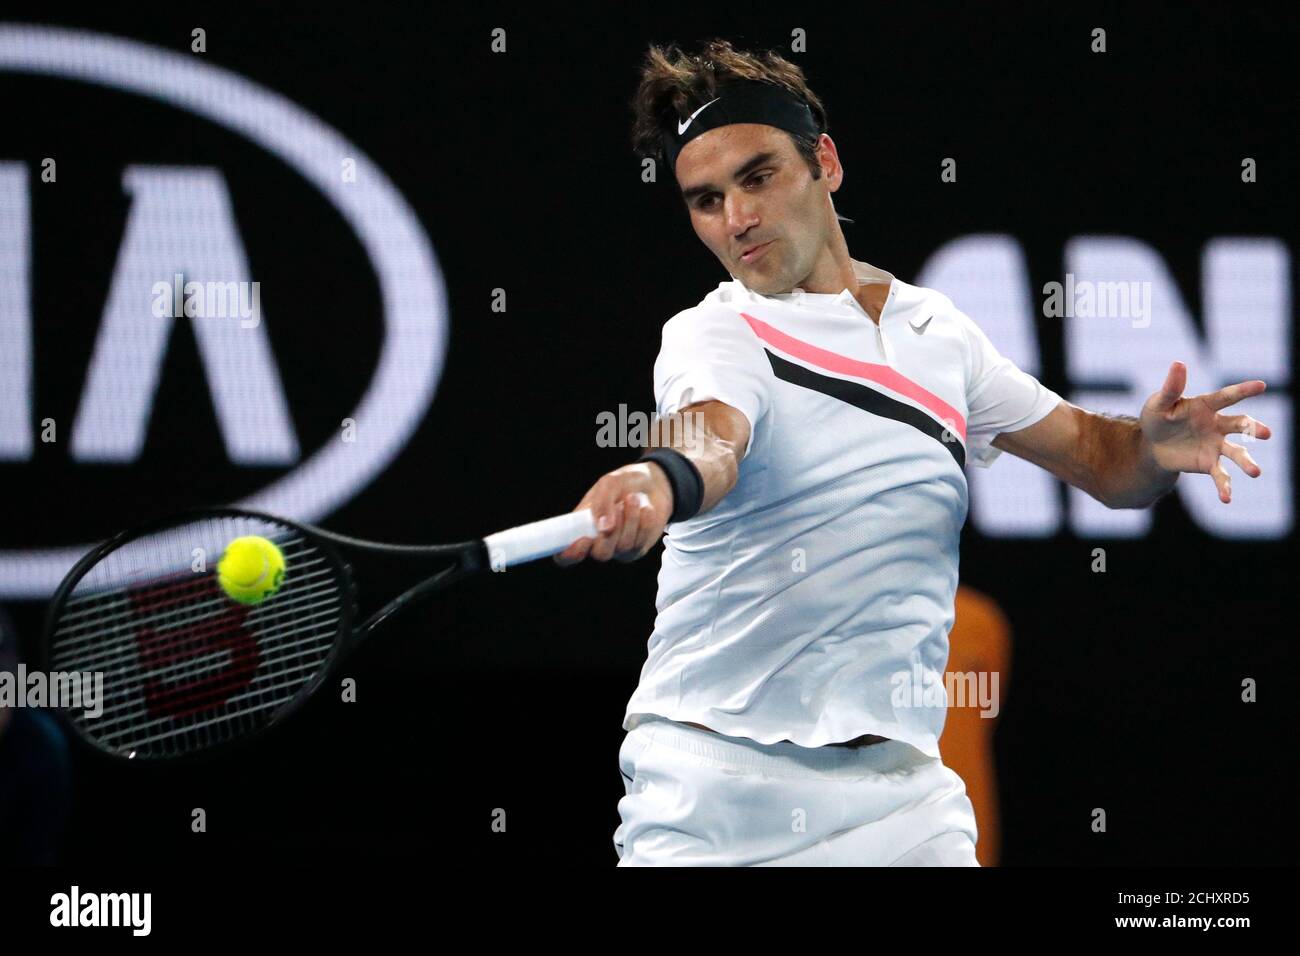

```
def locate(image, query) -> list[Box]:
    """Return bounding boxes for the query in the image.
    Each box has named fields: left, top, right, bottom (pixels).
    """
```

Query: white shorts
left=614, top=715, right=980, bottom=866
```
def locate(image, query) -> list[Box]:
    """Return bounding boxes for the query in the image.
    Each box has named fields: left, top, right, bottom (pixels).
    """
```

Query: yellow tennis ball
left=217, top=536, right=286, bottom=605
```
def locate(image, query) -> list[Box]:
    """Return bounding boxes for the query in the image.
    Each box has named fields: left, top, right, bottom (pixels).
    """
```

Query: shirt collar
left=728, top=258, right=897, bottom=306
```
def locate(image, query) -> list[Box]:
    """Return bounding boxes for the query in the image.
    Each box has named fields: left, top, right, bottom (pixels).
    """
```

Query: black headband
left=661, top=79, right=853, bottom=223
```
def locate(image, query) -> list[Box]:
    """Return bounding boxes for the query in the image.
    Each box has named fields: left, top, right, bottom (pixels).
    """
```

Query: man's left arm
left=991, top=361, right=1272, bottom=508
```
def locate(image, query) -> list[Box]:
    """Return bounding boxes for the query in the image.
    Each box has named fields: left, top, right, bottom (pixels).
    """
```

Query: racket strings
left=47, top=515, right=348, bottom=758
left=52, top=554, right=334, bottom=661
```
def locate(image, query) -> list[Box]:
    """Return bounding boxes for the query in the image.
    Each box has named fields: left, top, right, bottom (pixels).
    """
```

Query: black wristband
left=638, top=448, right=705, bottom=523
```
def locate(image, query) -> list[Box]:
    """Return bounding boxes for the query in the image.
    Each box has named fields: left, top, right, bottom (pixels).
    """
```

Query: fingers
left=1206, top=379, right=1267, bottom=411
left=1209, top=457, right=1232, bottom=504
left=552, top=469, right=669, bottom=567
left=554, top=490, right=661, bottom=565
left=1221, top=440, right=1262, bottom=479
left=589, top=499, right=626, bottom=562
left=553, top=534, right=594, bottom=566
left=589, top=493, right=653, bottom=562
left=613, top=493, right=654, bottom=562
left=1217, top=412, right=1272, bottom=441
left=1152, top=361, right=1187, bottom=412
left=553, top=494, right=614, bottom=566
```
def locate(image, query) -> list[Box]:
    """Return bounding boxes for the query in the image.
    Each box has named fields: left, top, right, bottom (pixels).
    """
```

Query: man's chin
left=746, top=278, right=793, bottom=296
left=730, top=259, right=791, bottom=295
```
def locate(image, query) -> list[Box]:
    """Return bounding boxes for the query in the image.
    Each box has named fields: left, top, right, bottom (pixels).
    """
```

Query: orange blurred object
left=939, top=585, right=1012, bottom=866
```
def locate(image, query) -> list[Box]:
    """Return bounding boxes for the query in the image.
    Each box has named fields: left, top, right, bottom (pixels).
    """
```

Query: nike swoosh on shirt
left=678, top=97, right=721, bottom=135
left=909, top=315, right=934, bottom=335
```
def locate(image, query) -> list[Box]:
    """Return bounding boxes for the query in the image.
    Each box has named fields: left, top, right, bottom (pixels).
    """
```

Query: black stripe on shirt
left=763, top=349, right=966, bottom=468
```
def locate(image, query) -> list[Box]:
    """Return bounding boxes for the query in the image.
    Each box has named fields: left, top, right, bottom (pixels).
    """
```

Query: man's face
left=676, top=124, right=834, bottom=296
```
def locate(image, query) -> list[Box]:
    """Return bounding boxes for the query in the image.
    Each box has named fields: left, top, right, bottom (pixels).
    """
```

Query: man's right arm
left=553, top=399, right=750, bottom=565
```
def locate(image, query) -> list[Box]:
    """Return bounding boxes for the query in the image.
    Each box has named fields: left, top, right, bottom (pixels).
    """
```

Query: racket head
left=40, top=507, right=358, bottom=763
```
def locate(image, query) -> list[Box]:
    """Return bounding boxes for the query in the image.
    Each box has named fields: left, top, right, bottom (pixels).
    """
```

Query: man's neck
left=788, top=253, right=890, bottom=324
left=854, top=277, right=890, bottom=324
left=739, top=251, right=892, bottom=323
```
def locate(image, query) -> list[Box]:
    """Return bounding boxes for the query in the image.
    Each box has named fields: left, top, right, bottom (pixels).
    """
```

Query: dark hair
left=629, top=38, right=829, bottom=181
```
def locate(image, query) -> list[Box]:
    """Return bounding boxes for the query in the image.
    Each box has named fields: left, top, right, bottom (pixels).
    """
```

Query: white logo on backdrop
left=0, top=25, right=448, bottom=597
left=919, top=234, right=1290, bottom=539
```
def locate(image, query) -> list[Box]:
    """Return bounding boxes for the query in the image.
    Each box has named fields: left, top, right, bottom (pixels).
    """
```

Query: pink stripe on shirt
left=740, top=311, right=967, bottom=439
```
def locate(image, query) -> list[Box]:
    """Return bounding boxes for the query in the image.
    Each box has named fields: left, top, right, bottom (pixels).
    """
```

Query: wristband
left=638, top=448, right=705, bottom=523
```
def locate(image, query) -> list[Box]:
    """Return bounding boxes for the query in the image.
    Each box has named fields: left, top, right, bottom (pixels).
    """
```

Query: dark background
left=0, top=1, right=1295, bottom=866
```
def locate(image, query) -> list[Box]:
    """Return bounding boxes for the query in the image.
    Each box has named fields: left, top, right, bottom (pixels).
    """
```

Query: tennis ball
left=217, top=536, right=287, bottom=605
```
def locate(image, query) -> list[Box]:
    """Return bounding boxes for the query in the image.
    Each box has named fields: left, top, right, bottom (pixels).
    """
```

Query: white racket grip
left=483, top=508, right=598, bottom=569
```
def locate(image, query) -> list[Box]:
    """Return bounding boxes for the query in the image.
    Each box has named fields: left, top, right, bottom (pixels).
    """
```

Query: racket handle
left=483, top=508, right=598, bottom=569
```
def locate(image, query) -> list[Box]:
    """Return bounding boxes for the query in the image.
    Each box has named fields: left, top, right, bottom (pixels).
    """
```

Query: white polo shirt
left=623, top=259, right=1063, bottom=758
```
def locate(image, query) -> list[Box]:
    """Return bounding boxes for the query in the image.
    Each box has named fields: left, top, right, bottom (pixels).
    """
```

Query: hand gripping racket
left=39, top=506, right=596, bottom=762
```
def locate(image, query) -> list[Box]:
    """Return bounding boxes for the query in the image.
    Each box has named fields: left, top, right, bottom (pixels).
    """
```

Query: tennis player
left=554, top=39, right=1271, bottom=866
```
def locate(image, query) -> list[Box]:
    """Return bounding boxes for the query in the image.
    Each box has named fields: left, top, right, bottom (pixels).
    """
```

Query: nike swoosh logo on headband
left=678, top=98, right=721, bottom=135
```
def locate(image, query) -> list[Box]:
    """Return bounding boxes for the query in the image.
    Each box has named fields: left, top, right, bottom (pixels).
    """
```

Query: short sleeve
left=957, top=308, right=1063, bottom=468
left=653, top=306, right=772, bottom=460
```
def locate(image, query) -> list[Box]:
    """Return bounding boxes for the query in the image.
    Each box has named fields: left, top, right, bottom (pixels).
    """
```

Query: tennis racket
left=39, top=506, right=596, bottom=762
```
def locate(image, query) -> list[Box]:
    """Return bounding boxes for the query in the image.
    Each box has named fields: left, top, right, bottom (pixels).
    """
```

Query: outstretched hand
left=1140, top=361, right=1272, bottom=503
